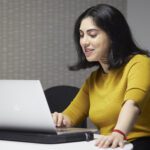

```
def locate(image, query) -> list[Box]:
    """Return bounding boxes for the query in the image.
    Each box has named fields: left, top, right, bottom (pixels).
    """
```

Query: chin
left=86, top=57, right=97, bottom=62
left=86, top=56, right=98, bottom=62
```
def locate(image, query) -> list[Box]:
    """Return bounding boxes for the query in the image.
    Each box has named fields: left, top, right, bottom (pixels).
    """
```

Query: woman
left=52, top=4, right=150, bottom=149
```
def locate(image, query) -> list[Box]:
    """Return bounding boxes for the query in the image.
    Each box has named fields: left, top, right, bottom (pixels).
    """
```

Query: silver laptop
left=0, top=80, right=96, bottom=135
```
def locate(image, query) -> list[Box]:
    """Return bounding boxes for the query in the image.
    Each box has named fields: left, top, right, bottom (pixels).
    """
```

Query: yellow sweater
left=63, top=54, right=150, bottom=141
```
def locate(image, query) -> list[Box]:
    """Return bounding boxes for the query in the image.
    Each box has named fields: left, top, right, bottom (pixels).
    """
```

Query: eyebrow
left=79, top=28, right=100, bottom=33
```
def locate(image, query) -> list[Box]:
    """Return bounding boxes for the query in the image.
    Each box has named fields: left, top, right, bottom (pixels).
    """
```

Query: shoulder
left=125, top=54, right=150, bottom=69
left=129, top=54, right=150, bottom=63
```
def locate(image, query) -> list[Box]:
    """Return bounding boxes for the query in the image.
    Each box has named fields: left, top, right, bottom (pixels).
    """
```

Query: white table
left=0, top=134, right=133, bottom=150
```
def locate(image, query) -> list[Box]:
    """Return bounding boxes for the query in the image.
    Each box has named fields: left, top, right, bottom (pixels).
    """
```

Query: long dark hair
left=69, top=4, right=149, bottom=71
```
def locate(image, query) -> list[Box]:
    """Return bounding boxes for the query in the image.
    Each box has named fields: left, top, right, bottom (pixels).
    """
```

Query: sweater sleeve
left=63, top=79, right=89, bottom=126
left=123, top=57, right=150, bottom=111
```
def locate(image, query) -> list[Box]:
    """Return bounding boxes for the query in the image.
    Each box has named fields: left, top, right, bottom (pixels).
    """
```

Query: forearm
left=114, top=100, right=140, bottom=135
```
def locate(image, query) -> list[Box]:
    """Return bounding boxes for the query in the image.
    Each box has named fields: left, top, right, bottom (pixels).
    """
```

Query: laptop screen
left=0, top=80, right=56, bottom=133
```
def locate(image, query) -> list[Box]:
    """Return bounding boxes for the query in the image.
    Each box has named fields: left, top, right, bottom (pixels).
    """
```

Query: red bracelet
left=113, top=129, right=127, bottom=140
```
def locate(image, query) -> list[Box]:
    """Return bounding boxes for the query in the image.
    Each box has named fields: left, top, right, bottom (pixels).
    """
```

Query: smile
left=84, top=48, right=94, bottom=52
left=84, top=48, right=94, bottom=57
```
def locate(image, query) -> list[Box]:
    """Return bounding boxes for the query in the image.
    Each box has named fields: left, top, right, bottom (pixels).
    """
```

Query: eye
left=90, top=34, right=97, bottom=38
left=88, top=31, right=98, bottom=38
left=79, top=31, right=84, bottom=38
left=80, top=34, right=84, bottom=38
left=80, top=32, right=84, bottom=38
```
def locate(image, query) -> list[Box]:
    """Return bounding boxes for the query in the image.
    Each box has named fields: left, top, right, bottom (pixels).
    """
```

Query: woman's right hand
left=52, top=112, right=72, bottom=127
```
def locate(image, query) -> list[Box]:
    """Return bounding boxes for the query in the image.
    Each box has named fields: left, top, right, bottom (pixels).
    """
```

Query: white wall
left=127, top=0, right=150, bottom=50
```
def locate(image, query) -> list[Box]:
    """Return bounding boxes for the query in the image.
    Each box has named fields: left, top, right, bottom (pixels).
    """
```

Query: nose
left=80, top=36, right=90, bottom=47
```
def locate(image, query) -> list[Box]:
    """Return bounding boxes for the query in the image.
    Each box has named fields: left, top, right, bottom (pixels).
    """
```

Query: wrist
left=112, top=129, right=127, bottom=140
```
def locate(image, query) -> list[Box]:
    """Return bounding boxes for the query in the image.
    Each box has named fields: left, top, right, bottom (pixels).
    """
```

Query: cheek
left=79, top=40, right=84, bottom=50
left=79, top=40, right=82, bottom=46
left=79, top=39, right=83, bottom=47
left=95, top=38, right=110, bottom=51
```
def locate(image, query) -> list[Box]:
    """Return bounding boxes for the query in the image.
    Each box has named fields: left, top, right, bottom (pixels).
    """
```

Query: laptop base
left=0, top=130, right=94, bottom=144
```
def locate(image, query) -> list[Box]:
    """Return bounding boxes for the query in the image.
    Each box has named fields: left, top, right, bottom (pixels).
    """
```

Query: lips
left=84, top=48, right=94, bottom=57
left=85, top=48, right=94, bottom=52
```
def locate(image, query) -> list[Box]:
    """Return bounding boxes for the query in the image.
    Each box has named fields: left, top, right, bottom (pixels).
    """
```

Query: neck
left=101, top=63, right=109, bottom=73
left=99, top=59, right=109, bottom=73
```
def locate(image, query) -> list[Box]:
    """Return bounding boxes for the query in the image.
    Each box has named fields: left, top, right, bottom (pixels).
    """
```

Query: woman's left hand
left=95, top=132, right=125, bottom=148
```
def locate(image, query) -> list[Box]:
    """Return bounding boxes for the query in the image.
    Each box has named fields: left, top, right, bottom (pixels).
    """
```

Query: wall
left=0, top=0, right=127, bottom=90
left=127, top=0, right=150, bottom=50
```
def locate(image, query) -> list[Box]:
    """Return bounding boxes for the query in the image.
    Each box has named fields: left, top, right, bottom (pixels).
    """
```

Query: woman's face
left=79, top=17, right=111, bottom=62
